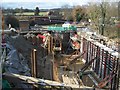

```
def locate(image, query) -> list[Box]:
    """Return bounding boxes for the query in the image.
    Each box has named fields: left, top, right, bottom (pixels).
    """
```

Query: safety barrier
left=81, top=38, right=119, bottom=89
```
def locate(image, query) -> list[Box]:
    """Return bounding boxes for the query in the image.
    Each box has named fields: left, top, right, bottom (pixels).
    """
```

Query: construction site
left=1, top=21, right=119, bottom=90
left=1, top=2, right=120, bottom=90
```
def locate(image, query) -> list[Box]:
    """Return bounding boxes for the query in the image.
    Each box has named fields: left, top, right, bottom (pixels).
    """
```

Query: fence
left=81, top=37, right=119, bottom=89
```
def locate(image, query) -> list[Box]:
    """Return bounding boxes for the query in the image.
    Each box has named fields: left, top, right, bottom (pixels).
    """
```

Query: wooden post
left=51, top=36, right=53, bottom=53
left=31, top=49, right=38, bottom=90
left=48, top=36, right=50, bottom=54
left=33, top=49, right=37, bottom=78
left=31, top=49, right=33, bottom=76
left=31, top=49, right=37, bottom=78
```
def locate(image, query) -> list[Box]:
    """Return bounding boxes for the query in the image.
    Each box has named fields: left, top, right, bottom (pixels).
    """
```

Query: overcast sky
left=2, top=0, right=99, bottom=3
left=2, top=0, right=118, bottom=3
left=1, top=0, right=119, bottom=9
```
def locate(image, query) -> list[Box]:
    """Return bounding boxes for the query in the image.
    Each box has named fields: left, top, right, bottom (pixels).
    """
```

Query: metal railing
left=81, top=38, right=119, bottom=89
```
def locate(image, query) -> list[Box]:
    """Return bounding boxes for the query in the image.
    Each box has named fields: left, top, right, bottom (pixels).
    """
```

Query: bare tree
left=100, top=2, right=107, bottom=35
left=61, top=4, right=73, bottom=21
left=87, top=1, right=118, bottom=38
left=86, top=3, right=101, bottom=32
left=34, top=7, right=40, bottom=16
left=72, top=5, right=87, bottom=22
left=20, top=7, right=23, bottom=15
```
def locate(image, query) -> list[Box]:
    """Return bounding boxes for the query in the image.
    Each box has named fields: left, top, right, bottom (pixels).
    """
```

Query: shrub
left=5, top=15, right=19, bottom=29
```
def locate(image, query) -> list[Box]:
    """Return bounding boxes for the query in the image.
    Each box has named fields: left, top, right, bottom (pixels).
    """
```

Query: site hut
left=19, top=20, right=29, bottom=31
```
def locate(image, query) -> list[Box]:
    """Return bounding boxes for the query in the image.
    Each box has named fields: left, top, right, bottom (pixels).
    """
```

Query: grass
left=15, top=12, right=48, bottom=16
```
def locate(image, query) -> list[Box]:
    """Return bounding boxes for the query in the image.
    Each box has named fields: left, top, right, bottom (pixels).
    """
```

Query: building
left=19, top=20, right=29, bottom=31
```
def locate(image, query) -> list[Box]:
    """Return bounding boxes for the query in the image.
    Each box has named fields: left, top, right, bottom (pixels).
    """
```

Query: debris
left=5, top=43, right=31, bottom=75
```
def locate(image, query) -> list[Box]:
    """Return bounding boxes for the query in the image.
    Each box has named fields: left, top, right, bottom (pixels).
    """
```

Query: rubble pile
left=4, top=34, right=53, bottom=80
left=2, top=35, right=36, bottom=88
